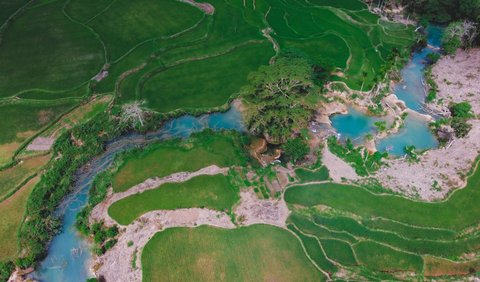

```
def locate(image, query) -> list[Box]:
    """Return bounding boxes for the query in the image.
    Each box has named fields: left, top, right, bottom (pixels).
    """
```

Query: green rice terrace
left=0, top=0, right=479, bottom=281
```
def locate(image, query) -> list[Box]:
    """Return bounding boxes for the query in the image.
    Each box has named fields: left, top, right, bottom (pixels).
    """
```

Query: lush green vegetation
left=353, top=241, right=423, bottom=272
left=112, top=131, right=249, bottom=192
left=286, top=162, right=480, bottom=230
left=109, top=175, right=239, bottom=225
left=16, top=113, right=122, bottom=268
left=327, top=136, right=386, bottom=176
left=142, top=225, right=326, bottom=281
left=284, top=160, right=480, bottom=278
left=401, top=0, right=480, bottom=23
left=242, top=57, right=317, bottom=143
left=283, top=137, right=310, bottom=163
left=295, top=167, right=330, bottom=182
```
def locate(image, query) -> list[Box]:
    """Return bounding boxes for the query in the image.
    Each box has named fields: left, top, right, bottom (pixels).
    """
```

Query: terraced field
left=284, top=161, right=480, bottom=278
left=112, top=131, right=249, bottom=192
left=109, top=174, right=239, bottom=225
left=0, top=0, right=412, bottom=164
left=142, top=225, right=326, bottom=281
left=0, top=0, right=429, bottom=280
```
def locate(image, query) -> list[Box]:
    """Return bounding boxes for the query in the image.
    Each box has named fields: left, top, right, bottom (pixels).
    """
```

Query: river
left=30, top=107, right=245, bottom=282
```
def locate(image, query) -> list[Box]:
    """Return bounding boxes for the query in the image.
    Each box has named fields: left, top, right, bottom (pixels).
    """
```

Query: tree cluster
left=242, top=56, right=318, bottom=144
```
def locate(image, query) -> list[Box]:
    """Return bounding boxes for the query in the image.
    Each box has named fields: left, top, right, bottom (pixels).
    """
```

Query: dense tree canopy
left=401, top=0, right=480, bottom=23
left=242, top=57, right=317, bottom=143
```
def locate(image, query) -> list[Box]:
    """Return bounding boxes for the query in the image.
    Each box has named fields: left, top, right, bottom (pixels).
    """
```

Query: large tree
left=242, top=57, right=316, bottom=143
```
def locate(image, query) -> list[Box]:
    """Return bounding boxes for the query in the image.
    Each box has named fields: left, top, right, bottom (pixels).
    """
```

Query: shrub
left=451, top=117, right=472, bottom=138
left=0, top=261, right=14, bottom=282
left=450, top=102, right=473, bottom=118
left=283, top=137, right=309, bottom=163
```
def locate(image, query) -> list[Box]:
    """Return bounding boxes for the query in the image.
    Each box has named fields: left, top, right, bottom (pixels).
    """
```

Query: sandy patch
left=375, top=120, right=480, bottom=200
left=322, top=144, right=359, bottom=182
left=178, top=0, right=215, bottom=15
left=90, top=165, right=228, bottom=226
left=26, top=137, right=55, bottom=151
left=93, top=208, right=234, bottom=281
left=428, top=48, right=480, bottom=116
left=235, top=190, right=289, bottom=227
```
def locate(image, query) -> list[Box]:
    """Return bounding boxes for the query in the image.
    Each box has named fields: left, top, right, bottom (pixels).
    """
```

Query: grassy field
left=142, top=225, right=326, bottom=281
left=140, top=43, right=273, bottom=113
left=295, top=166, right=330, bottom=182
left=353, top=241, right=423, bottom=272
left=0, top=101, right=76, bottom=165
left=109, top=175, right=239, bottom=225
left=0, top=155, right=50, bottom=201
left=0, top=176, right=39, bottom=261
left=285, top=162, right=480, bottom=278
left=0, top=0, right=103, bottom=98
left=285, top=163, right=480, bottom=231
left=112, top=131, right=249, bottom=192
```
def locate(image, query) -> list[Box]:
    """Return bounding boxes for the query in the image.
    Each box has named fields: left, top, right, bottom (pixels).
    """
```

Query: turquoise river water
left=332, top=26, right=442, bottom=156
left=30, top=107, right=245, bottom=282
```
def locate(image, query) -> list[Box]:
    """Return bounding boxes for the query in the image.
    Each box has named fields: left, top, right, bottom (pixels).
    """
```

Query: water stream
left=30, top=107, right=245, bottom=282
left=332, top=26, right=442, bottom=156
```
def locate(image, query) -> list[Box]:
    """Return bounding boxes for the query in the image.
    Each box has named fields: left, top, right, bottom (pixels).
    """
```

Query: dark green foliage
left=402, top=0, right=480, bottom=23
left=404, top=145, right=419, bottom=161
left=327, top=137, right=386, bottom=176
left=451, top=117, right=472, bottom=138
left=0, top=261, right=14, bottom=282
left=450, top=102, right=473, bottom=118
left=86, top=278, right=98, bottom=282
left=16, top=112, right=122, bottom=268
left=426, top=53, right=441, bottom=64
left=242, top=57, right=318, bottom=143
left=282, top=138, right=309, bottom=163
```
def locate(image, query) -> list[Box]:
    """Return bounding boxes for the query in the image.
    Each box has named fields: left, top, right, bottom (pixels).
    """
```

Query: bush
left=451, top=117, right=472, bottom=138
left=0, top=261, right=15, bottom=282
left=283, top=137, right=309, bottom=163
left=450, top=102, right=473, bottom=118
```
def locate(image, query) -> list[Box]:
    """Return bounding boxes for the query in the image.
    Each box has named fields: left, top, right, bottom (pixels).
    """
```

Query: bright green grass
left=289, top=213, right=357, bottom=244
left=295, top=167, right=330, bottom=182
left=353, top=241, right=424, bottom=272
left=0, top=101, right=76, bottom=144
left=109, top=174, right=239, bottom=225
left=257, top=0, right=414, bottom=90
left=307, top=0, right=367, bottom=10
left=285, top=163, right=480, bottom=231
left=140, top=42, right=273, bottom=113
left=86, top=0, right=204, bottom=61
left=287, top=224, right=337, bottom=274
left=142, top=225, right=326, bottom=282
left=312, top=215, right=480, bottom=258
left=0, top=0, right=103, bottom=98
left=112, top=131, right=248, bottom=192
left=320, top=238, right=357, bottom=266
left=362, top=218, right=457, bottom=241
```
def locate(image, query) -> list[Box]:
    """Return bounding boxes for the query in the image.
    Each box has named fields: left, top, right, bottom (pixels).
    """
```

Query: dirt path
left=90, top=165, right=229, bottom=225
left=178, top=0, right=215, bottom=15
